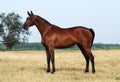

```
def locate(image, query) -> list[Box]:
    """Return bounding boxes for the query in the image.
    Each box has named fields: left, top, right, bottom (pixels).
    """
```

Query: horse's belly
left=55, top=43, right=75, bottom=48
left=54, top=37, right=77, bottom=48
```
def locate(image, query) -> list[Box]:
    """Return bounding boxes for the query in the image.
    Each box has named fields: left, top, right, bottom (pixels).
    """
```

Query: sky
left=0, top=0, right=120, bottom=44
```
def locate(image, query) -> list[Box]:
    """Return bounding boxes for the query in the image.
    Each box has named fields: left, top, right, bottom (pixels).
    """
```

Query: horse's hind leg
left=84, top=48, right=95, bottom=73
left=77, top=44, right=95, bottom=73
left=91, top=54, right=95, bottom=73
left=77, top=44, right=89, bottom=72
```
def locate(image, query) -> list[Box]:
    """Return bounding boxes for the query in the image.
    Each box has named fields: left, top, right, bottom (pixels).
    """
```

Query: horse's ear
left=27, top=11, right=31, bottom=16
left=30, top=11, right=34, bottom=15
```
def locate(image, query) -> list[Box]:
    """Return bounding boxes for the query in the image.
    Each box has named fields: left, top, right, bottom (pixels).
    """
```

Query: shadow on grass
left=56, top=67, right=83, bottom=72
left=17, top=66, right=83, bottom=73
left=116, top=77, right=120, bottom=80
left=38, top=67, right=83, bottom=72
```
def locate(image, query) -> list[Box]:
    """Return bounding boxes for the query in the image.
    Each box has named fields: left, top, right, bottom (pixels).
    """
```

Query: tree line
left=0, top=43, right=120, bottom=51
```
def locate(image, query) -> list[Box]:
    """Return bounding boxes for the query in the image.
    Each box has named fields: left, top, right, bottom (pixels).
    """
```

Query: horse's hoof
left=92, top=70, right=96, bottom=74
left=84, top=70, right=89, bottom=73
left=51, top=70, right=55, bottom=74
left=51, top=72, right=55, bottom=74
left=46, top=70, right=50, bottom=73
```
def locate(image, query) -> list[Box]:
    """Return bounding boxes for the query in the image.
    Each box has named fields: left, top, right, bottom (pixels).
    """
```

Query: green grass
left=0, top=50, right=120, bottom=82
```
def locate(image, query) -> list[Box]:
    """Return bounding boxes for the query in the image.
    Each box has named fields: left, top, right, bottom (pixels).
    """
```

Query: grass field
left=0, top=50, right=120, bottom=82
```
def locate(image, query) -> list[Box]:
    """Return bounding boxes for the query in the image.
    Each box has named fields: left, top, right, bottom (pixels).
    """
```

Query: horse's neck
left=34, top=17, right=52, bottom=37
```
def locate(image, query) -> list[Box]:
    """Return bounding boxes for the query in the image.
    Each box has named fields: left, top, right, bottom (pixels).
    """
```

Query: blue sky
left=0, top=0, right=120, bottom=44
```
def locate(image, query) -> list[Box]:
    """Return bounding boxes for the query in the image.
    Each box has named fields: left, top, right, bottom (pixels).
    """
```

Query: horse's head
left=23, top=11, right=35, bottom=29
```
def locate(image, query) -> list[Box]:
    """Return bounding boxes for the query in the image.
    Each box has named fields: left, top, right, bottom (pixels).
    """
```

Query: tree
left=0, top=12, right=29, bottom=50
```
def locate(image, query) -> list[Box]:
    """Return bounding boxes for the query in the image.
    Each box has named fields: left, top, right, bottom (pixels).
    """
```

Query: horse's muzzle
left=23, top=24, right=28, bottom=30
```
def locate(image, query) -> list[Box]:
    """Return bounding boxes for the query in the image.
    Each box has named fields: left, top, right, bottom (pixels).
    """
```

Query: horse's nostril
left=23, top=24, right=27, bottom=29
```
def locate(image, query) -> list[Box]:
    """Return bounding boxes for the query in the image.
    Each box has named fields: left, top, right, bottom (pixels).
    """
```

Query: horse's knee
left=51, top=58, right=55, bottom=63
left=89, top=55, right=94, bottom=62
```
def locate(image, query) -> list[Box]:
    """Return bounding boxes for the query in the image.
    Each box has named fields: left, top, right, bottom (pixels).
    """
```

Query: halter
left=26, top=18, right=34, bottom=27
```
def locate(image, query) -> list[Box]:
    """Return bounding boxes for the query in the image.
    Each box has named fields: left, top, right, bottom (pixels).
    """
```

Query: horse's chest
left=41, top=37, right=47, bottom=45
left=41, top=36, right=53, bottom=46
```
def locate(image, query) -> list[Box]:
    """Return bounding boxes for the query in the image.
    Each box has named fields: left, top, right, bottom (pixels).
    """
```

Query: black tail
left=89, top=28, right=95, bottom=48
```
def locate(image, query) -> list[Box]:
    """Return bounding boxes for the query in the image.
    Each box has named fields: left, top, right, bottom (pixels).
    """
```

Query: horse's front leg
left=48, top=47, right=55, bottom=74
left=51, top=54, right=55, bottom=74
left=45, top=48, right=50, bottom=73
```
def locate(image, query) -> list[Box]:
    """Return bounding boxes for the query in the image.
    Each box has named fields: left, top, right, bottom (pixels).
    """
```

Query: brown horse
left=23, top=11, right=95, bottom=74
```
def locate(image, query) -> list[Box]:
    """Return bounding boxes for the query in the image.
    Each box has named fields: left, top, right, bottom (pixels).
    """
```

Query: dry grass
left=0, top=50, right=120, bottom=82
